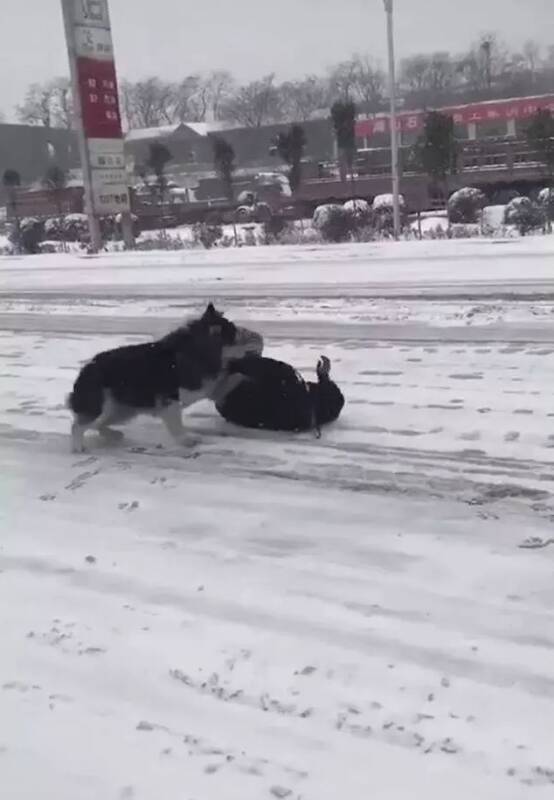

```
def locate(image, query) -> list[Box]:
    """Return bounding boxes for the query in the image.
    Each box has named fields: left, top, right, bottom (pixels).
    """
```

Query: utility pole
left=481, top=37, right=493, bottom=94
left=383, top=0, right=401, bottom=239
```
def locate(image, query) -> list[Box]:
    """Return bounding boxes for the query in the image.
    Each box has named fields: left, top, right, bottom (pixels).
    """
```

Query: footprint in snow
left=118, top=501, right=140, bottom=512
left=518, top=537, right=554, bottom=550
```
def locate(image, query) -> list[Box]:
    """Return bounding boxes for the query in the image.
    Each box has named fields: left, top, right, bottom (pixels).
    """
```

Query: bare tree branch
left=279, top=76, right=329, bottom=122
left=223, top=74, right=281, bottom=128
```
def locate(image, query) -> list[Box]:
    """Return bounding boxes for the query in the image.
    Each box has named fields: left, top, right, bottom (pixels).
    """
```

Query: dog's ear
left=203, top=302, right=217, bottom=319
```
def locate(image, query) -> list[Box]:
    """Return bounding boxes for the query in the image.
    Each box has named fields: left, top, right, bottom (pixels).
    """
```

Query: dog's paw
left=71, top=443, right=87, bottom=455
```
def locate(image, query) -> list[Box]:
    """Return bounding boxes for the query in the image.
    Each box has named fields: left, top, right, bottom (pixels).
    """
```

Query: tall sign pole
left=383, top=0, right=401, bottom=240
left=61, top=0, right=133, bottom=252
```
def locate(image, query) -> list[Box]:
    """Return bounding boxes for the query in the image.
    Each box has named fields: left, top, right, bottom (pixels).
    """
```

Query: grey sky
left=1, top=0, right=553, bottom=119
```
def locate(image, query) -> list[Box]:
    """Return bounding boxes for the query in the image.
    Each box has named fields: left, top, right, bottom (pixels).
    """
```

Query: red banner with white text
left=355, top=95, right=554, bottom=138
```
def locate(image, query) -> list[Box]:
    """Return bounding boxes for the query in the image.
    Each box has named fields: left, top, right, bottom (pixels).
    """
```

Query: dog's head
left=168, top=304, right=263, bottom=383
left=197, top=303, right=264, bottom=364
left=198, top=302, right=238, bottom=346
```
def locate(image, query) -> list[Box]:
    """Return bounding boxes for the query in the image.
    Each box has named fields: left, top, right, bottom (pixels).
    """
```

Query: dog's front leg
left=159, top=401, right=199, bottom=448
left=209, top=372, right=249, bottom=404
left=71, top=418, right=88, bottom=453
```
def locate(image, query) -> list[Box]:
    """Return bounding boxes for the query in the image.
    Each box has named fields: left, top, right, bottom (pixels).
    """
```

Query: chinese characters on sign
left=355, top=95, right=554, bottom=139
left=73, top=0, right=110, bottom=27
left=89, top=139, right=129, bottom=215
left=77, top=58, right=122, bottom=139
left=75, top=26, right=114, bottom=61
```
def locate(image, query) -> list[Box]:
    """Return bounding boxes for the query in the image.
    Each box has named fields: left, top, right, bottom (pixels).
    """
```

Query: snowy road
left=2, top=240, right=554, bottom=799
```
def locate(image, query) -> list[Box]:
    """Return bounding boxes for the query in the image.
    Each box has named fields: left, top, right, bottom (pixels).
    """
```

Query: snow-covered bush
left=344, top=198, right=369, bottom=214
left=44, top=217, right=62, bottom=240
left=64, top=213, right=90, bottom=241
left=312, top=204, right=354, bottom=242
left=343, top=198, right=372, bottom=231
left=344, top=198, right=371, bottom=219
left=313, top=204, right=337, bottom=229
left=372, top=193, right=406, bottom=234
left=41, top=214, right=89, bottom=243
left=15, top=217, right=44, bottom=254
left=448, top=187, right=486, bottom=224
left=262, top=214, right=288, bottom=243
left=372, top=193, right=406, bottom=212
left=538, top=188, right=554, bottom=222
left=134, top=232, right=192, bottom=251
left=504, top=197, right=544, bottom=235
left=193, top=222, right=223, bottom=249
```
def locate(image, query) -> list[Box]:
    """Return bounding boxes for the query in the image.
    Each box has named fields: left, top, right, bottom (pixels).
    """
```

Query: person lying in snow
left=213, top=354, right=345, bottom=436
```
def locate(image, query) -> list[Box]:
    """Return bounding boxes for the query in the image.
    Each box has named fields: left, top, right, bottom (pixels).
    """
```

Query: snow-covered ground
left=2, top=237, right=554, bottom=799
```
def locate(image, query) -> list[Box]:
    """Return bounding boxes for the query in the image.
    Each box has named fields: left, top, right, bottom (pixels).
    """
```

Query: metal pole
left=384, top=0, right=401, bottom=239
left=121, top=211, right=135, bottom=249
left=60, top=0, right=102, bottom=253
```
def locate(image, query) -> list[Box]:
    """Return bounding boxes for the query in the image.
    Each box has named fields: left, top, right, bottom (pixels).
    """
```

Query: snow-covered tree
left=330, top=99, right=357, bottom=188
left=273, top=124, right=307, bottom=194
left=413, top=112, right=458, bottom=202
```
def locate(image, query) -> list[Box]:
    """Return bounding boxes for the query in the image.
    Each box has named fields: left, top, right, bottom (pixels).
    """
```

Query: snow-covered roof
left=182, top=122, right=210, bottom=137
left=184, top=121, right=229, bottom=136
left=125, top=121, right=230, bottom=142
left=125, top=124, right=186, bottom=142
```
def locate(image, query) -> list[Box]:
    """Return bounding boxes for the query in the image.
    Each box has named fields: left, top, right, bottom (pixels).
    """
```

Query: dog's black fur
left=214, top=355, right=344, bottom=434
left=68, top=303, right=263, bottom=452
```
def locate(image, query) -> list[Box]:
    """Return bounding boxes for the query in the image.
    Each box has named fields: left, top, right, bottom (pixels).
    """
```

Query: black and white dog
left=67, top=303, right=263, bottom=453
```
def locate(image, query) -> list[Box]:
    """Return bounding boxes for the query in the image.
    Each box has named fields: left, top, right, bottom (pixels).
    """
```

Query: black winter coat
left=215, top=356, right=344, bottom=433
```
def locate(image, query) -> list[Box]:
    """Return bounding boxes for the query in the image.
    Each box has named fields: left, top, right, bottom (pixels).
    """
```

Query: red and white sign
left=62, top=0, right=129, bottom=216
left=355, top=95, right=554, bottom=139
left=77, top=57, right=122, bottom=140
